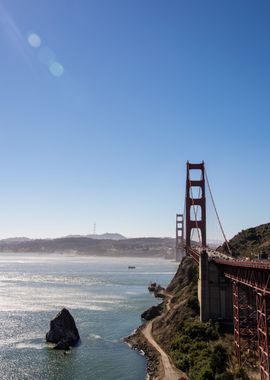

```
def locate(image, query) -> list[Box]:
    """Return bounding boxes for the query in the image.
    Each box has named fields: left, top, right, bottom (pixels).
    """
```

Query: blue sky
left=0, top=0, right=269, bottom=239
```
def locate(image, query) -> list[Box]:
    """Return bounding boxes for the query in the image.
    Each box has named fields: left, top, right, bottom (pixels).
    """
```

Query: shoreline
left=124, top=326, right=163, bottom=380
left=125, top=291, right=186, bottom=380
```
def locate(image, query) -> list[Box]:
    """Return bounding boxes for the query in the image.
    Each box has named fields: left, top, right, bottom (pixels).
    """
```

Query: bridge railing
left=187, top=247, right=200, bottom=264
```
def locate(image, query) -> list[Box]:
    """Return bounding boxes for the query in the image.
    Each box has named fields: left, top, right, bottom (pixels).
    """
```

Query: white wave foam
left=15, top=342, right=45, bottom=350
left=89, top=334, right=103, bottom=340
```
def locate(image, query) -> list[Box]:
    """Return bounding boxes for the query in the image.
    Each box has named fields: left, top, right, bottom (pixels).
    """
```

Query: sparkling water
left=0, top=253, right=178, bottom=380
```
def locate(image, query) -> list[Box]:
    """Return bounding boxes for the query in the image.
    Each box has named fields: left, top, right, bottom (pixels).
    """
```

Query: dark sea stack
left=141, top=304, right=162, bottom=321
left=46, top=308, right=80, bottom=349
left=53, top=340, right=70, bottom=350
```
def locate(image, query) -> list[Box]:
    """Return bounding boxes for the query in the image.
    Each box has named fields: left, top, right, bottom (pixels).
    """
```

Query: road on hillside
left=141, top=291, right=186, bottom=380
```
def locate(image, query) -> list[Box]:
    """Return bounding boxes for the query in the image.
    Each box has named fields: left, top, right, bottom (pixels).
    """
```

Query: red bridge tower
left=185, top=161, right=206, bottom=250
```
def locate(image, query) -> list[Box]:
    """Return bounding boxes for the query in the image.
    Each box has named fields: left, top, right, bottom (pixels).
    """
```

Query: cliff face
left=152, top=257, right=199, bottom=349
left=220, top=222, right=270, bottom=258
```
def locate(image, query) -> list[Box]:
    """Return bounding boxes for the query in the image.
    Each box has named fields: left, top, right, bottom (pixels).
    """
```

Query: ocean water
left=0, top=253, right=178, bottom=380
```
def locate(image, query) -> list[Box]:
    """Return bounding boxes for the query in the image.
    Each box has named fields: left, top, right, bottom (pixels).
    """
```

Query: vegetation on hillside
left=170, top=319, right=240, bottom=380
left=153, top=256, right=251, bottom=380
left=220, top=222, right=270, bottom=258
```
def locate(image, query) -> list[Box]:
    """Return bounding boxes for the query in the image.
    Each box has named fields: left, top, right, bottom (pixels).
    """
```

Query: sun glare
left=27, top=33, right=41, bottom=48
left=49, top=62, right=64, bottom=77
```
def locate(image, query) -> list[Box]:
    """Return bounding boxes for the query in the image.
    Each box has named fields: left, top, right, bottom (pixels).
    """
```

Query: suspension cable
left=183, top=191, right=186, bottom=246
left=205, top=168, right=232, bottom=255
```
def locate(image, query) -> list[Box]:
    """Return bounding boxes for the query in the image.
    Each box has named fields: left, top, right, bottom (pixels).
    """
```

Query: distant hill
left=0, top=237, right=31, bottom=243
left=0, top=236, right=175, bottom=258
left=86, top=233, right=126, bottom=240
left=65, top=233, right=126, bottom=240
left=220, top=222, right=270, bottom=257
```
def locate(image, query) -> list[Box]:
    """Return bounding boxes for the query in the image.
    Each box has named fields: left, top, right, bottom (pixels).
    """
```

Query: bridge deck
left=187, top=248, right=270, bottom=295
left=213, top=257, right=270, bottom=270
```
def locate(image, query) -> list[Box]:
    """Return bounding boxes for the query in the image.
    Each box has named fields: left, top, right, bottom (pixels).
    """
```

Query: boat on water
left=128, top=266, right=136, bottom=269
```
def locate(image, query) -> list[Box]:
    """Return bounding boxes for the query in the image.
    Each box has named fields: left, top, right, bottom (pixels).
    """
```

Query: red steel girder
left=216, top=264, right=270, bottom=295
left=257, top=292, right=270, bottom=380
left=233, top=282, right=241, bottom=364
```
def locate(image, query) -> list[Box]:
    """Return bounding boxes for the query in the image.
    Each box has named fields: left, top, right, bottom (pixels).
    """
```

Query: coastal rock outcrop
left=148, top=283, right=166, bottom=298
left=46, top=308, right=80, bottom=349
left=153, top=285, right=166, bottom=298
left=141, top=304, right=163, bottom=321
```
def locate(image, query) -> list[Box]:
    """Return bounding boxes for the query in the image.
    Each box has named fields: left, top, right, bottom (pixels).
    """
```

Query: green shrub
left=190, top=365, right=215, bottom=380
left=187, top=295, right=200, bottom=314
left=175, top=354, right=190, bottom=372
left=189, top=341, right=208, bottom=352
left=184, top=322, right=208, bottom=340
left=171, top=334, right=181, bottom=350
left=189, top=348, right=211, bottom=368
left=210, top=344, right=228, bottom=374
left=198, top=367, right=215, bottom=380
left=187, top=264, right=198, bottom=283
left=170, top=319, right=231, bottom=380
left=205, top=324, right=219, bottom=340
left=234, top=368, right=249, bottom=380
left=215, top=372, right=234, bottom=380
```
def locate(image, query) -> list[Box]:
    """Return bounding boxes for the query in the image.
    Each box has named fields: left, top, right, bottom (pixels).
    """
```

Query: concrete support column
left=198, top=250, right=210, bottom=323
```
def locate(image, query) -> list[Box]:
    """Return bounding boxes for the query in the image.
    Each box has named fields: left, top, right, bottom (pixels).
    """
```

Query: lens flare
left=27, top=33, right=41, bottom=48
left=49, top=62, right=64, bottom=77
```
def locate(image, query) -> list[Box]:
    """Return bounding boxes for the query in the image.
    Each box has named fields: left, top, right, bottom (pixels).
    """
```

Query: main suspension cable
left=205, top=168, right=232, bottom=255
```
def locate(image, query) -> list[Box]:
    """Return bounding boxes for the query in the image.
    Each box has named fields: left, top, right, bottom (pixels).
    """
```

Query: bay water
left=0, top=253, right=177, bottom=380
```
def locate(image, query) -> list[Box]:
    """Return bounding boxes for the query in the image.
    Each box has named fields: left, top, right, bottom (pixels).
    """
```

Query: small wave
left=88, top=334, right=119, bottom=344
left=125, top=291, right=141, bottom=295
left=15, top=342, right=45, bottom=350
left=89, top=334, right=103, bottom=340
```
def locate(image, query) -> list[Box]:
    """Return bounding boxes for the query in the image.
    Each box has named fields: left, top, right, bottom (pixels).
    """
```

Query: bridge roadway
left=187, top=247, right=270, bottom=380
left=188, top=247, right=270, bottom=294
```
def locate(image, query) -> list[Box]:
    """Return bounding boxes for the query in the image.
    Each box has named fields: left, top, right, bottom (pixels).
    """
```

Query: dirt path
left=141, top=292, right=186, bottom=380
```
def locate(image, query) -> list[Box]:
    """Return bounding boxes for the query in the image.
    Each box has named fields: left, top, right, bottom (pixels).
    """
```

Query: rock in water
left=54, top=340, right=70, bottom=350
left=141, top=304, right=163, bottom=321
left=46, top=308, right=80, bottom=349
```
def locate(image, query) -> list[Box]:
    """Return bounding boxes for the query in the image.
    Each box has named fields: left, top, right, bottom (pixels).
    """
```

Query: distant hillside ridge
left=0, top=236, right=175, bottom=258
left=86, top=233, right=126, bottom=240
left=65, top=233, right=126, bottom=240
left=220, top=222, right=270, bottom=257
left=0, top=237, right=31, bottom=243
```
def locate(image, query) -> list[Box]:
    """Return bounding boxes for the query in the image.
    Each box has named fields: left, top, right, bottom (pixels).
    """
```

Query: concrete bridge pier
left=198, top=250, right=233, bottom=323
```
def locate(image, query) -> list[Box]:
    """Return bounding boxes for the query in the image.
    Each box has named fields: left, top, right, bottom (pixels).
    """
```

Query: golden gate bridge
left=176, top=161, right=270, bottom=380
